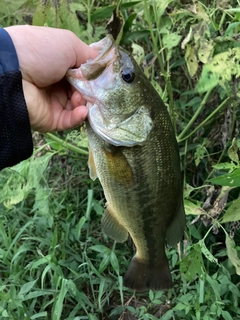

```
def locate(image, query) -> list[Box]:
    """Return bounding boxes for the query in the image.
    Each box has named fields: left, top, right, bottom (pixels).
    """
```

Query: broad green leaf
left=162, top=33, right=181, bottom=50
left=212, top=162, right=238, bottom=172
left=91, top=2, right=141, bottom=22
left=132, top=43, right=145, bottom=65
left=18, top=280, right=38, bottom=296
left=197, top=66, right=219, bottom=92
left=222, top=198, right=240, bottom=223
left=180, top=243, right=205, bottom=281
left=185, top=96, right=202, bottom=108
left=197, top=48, right=240, bottom=93
left=33, top=1, right=55, bottom=27
left=221, top=310, right=233, bottom=320
left=32, top=186, right=49, bottom=215
left=52, top=278, right=68, bottom=320
left=205, top=274, right=221, bottom=300
left=185, top=44, right=198, bottom=77
left=0, top=152, right=53, bottom=207
left=0, top=0, right=27, bottom=15
left=24, top=291, right=52, bottom=301
left=228, top=138, right=239, bottom=163
left=224, top=22, right=240, bottom=37
left=161, top=310, right=174, bottom=320
left=226, top=234, right=240, bottom=275
left=90, top=245, right=111, bottom=254
left=70, top=216, right=87, bottom=240
left=58, top=0, right=83, bottom=37
left=184, top=183, right=195, bottom=198
left=91, top=5, right=116, bottom=22
left=122, top=30, right=150, bottom=43
left=30, top=312, right=48, bottom=319
left=99, top=254, right=110, bottom=273
left=155, top=0, right=173, bottom=18
left=33, top=0, right=84, bottom=37
left=163, top=33, right=181, bottom=61
left=123, top=13, right=137, bottom=33
left=208, top=168, right=240, bottom=187
left=110, top=251, right=119, bottom=274
left=69, top=2, right=85, bottom=13
left=192, top=21, right=209, bottom=44
left=199, top=239, right=219, bottom=264
left=194, top=144, right=208, bottom=166
left=198, top=39, right=213, bottom=63
left=184, top=199, right=206, bottom=216
left=98, top=277, right=108, bottom=311
left=149, top=289, right=154, bottom=301
left=28, top=256, right=52, bottom=270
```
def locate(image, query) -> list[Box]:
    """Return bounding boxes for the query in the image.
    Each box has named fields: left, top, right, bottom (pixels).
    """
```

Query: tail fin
left=123, top=256, right=173, bottom=292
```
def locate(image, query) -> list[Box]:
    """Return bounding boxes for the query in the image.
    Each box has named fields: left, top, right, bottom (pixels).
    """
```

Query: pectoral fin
left=103, top=146, right=134, bottom=187
left=102, top=206, right=128, bottom=242
left=166, top=203, right=186, bottom=246
left=88, top=149, right=98, bottom=180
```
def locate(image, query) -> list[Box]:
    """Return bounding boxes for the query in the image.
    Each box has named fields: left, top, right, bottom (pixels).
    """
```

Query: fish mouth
left=67, top=35, right=117, bottom=81
left=66, top=35, right=118, bottom=101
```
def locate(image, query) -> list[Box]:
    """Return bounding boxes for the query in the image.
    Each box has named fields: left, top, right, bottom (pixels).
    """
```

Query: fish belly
left=86, top=115, right=184, bottom=291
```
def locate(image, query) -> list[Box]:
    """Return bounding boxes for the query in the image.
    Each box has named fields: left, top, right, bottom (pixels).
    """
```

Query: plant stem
left=218, top=11, right=226, bottom=32
left=45, top=133, right=88, bottom=155
left=143, top=0, right=176, bottom=133
left=178, top=96, right=231, bottom=143
left=177, top=89, right=212, bottom=142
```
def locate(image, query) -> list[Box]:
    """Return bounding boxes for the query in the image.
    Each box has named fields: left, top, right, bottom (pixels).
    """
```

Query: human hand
left=5, top=25, right=98, bottom=132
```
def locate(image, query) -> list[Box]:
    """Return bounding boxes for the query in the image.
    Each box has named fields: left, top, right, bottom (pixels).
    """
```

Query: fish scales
left=66, top=35, right=185, bottom=291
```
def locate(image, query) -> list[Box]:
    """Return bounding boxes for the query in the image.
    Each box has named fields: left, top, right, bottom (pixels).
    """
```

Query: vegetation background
left=0, top=0, right=240, bottom=319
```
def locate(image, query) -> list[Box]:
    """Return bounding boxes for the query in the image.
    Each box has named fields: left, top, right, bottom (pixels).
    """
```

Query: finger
left=71, top=90, right=86, bottom=108
left=72, top=34, right=98, bottom=67
left=56, top=105, right=88, bottom=131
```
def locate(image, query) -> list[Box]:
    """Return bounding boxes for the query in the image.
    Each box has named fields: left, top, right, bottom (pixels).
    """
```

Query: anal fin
left=102, top=206, right=128, bottom=243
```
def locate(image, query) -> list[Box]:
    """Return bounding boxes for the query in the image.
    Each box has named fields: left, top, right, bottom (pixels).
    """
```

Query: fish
left=66, top=35, right=185, bottom=292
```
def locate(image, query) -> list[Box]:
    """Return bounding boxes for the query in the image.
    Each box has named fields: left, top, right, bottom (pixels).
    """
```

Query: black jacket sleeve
left=0, top=28, right=33, bottom=171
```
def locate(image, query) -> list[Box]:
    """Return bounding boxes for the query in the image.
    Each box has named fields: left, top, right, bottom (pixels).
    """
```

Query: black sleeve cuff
left=0, top=29, right=33, bottom=170
left=0, top=28, right=19, bottom=74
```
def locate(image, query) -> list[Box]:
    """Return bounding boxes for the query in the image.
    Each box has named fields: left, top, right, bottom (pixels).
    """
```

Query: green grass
left=1, top=0, right=240, bottom=319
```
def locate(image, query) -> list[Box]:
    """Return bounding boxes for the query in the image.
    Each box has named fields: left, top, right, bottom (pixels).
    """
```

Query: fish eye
left=121, top=68, right=135, bottom=83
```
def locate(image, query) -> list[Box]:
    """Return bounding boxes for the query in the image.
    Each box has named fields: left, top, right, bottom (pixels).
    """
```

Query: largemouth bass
left=66, top=35, right=185, bottom=291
